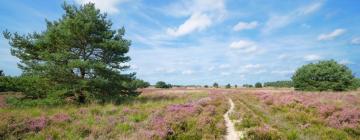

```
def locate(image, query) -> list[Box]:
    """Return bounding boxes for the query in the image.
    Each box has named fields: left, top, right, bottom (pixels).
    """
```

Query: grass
left=229, top=89, right=360, bottom=140
left=0, top=89, right=227, bottom=140
left=1, top=88, right=359, bottom=140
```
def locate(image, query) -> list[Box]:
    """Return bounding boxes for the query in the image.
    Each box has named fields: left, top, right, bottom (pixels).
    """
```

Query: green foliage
left=3, top=3, right=138, bottom=103
left=243, top=84, right=253, bottom=88
left=16, top=75, right=54, bottom=99
left=204, top=85, right=209, bottom=88
left=0, top=70, right=4, bottom=76
left=234, top=85, right=238, bottom=88
left=0, top=76, right=20, bottom=92
left=225, top=84, right=231, bottom=88
left=128, top=79, right=150, bottom=89
left=155, top=81, right=172, bottom=88
left=213, top=82, right=219, bottom=88
left=292, top=60, right=356, bottom=91
left=255, top=82, right=262, bottom=88
left=264, top=80, right=293, bottom=88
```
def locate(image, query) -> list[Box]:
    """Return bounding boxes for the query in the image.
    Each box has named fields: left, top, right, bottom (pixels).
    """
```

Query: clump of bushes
left=243, top=84, right=253, bottom=88
left=213, top=82, right=219, bottom=88
left=255, top=82, right=262, bottom=88
left=292, top=60, right=356, bottom=91
left=155, top=81, right=172, bottom=89
left=264, top=80, right=293, bottom=88
left=225, top=84, right=231, bottom=88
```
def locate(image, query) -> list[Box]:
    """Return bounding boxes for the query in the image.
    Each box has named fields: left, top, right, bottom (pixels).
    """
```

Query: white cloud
left=304, top=54, right=321, bottom=61
left=233, top=21, right=258, bottom=31
left=220, top=72, right=231, bottom=76
left=271, top=70, right=294, bottom=75
left=244, top=64, right=261, bottom=69
left=75, top=0, right=127, bottom=14
left=229, top=40, right=258, bottom=53
left=262, top=1, right=323, bottom=34
left=167, top=13, right=211, bottom=37
left=351, top=37, right=360, bottom=45
left=155, top=67, right=177, bottom=74
left=182, top=70, right=194, bottom=75
left=317, top=29, right=346, bottom=41
left=219, top=64, right=231, bottom=69
left=277, top=54, right=289, bottom=59
left=166, top=0, right=226, bottom=37
left=339, top=60, right=352, bottom=65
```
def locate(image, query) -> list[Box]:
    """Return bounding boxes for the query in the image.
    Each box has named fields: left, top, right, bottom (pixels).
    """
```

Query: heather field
left=1, top=88, right=360, bottom=140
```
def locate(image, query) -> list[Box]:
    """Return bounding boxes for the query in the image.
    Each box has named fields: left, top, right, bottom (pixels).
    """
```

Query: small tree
left=234, top=85, right=238, bottom=88
left=155, top=81, right=171, bottom=88
left=255, top=82, right=262, bottom=88
left=225, top=84, right=231, bottom=88
left=3, top=3, right=137, bottom=103
left=292, top=60, right=356, bottom=91
left=0, top=70, right=4, bottom=77
left=204, top=85, right=209, bottom=88
left=213, top=82, right=219, bottom=88
left=243, top=84, right=253, bottom=88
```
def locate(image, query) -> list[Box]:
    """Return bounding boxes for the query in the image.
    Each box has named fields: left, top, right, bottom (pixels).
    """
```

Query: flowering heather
left=27, top=116, right=47, bottom=132
left=326, top=108, right=360, bottom=129
left=51, top=113, right=71, bottom=123
left=253, top=90, right=360, bottom=129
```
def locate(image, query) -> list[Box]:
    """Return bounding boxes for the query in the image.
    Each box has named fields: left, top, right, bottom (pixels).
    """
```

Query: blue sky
left=1, top=0, right=360, bottom=85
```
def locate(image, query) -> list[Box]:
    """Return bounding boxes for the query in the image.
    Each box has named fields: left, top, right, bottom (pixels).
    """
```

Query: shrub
left=243, top=84, right=253, bottom=88
left=0, top=76, right=20, bottom=92
left=16, top=75, right=53, bottom=99
left=204, top=85, right=209, bottom=88
left=128, top=79, right=150, bottom=89
left=255, top=82, right=262, bottom=88
left=225, top=84, right=231, bottom=88
left=292, top=60, right=356, bottom=91
left=213, top=83, right=219, bottom=88
left=155, top=81, right=172, bottom=89
left=264, top=80, right=293, bottom=88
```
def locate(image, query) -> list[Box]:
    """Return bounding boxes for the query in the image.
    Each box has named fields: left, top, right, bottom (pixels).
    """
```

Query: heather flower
left=78, top=108, right=88, bottom=115
left=51, top=113, right=71, bottom=123
left=326, top=108, right=360, bottom=129
left=316, top=104, right=337, bottom=118
left=27, top=116, right=47, bottom=132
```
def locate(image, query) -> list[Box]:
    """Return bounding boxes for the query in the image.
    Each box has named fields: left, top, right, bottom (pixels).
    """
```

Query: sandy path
left=224, top=98, right=243, bottom=140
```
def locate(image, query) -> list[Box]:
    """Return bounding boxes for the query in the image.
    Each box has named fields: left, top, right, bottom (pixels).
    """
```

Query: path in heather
left=224, top=98, right=243, bottom=140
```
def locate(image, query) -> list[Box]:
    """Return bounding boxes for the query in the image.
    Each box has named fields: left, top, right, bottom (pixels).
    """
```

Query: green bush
left=255, top=82, right=262, bottom=88
left=225, top=84, right=231, bottom=88
left=264, top=80, right=293, bottom=88
left=213, top=82, right=219, bottom=88
left=16, top=76, right=53, bottom=99
left=128, top=79, right=150, bottom=89
left=292, top=60, right=356, bottom=91
left=243, top=84, right=253, bottom=88
left=155, top=81, right=172, bottom=88
left=0, top=76, right=20, bottom=92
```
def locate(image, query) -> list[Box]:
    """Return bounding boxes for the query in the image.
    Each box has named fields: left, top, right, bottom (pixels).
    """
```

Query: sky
left=0, top=0, right=360, bottom=85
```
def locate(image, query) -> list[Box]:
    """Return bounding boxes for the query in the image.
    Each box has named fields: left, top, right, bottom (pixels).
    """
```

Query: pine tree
left=3, top=3, right=137, bottom=102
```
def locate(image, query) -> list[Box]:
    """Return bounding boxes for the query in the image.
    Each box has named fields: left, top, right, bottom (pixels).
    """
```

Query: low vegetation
left=155, top=81, right=172, bottom=89
left=0, top=89, right=228, bottom=139
left=264, top=80, right=293, bottom=88
left=229, top=89, right=360, bottom=140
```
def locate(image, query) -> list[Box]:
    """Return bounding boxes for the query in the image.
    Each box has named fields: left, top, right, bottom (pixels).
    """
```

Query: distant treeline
left=264, top=80, right=293, bottom=88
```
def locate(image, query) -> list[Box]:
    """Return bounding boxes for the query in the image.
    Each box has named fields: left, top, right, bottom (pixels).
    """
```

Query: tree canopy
left=3, top=3, right=139, bottom=103
left=155, top=81, right=172, bottom=89
left=292, top=60, right=356, bottom=91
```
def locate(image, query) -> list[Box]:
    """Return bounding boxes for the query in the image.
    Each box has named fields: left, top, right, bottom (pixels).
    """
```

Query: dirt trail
left=224, top=98, right=244, bottom=140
